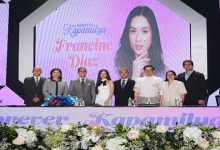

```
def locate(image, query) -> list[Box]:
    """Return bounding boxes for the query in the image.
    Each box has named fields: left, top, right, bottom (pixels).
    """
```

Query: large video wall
left=35, top=0, right=190, bottom=83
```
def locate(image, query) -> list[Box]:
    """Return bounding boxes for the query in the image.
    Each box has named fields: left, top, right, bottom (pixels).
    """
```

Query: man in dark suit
left=69, top=67, right=96, bottom=106
left=177, top=60, right=207, bottom=106
left=23, top=67, right=46, bottom=106
left=114, top=68, right=135, bottom=106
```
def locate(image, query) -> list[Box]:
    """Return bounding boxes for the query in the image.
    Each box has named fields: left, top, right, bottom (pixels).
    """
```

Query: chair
left=215, top=95, right=220, bottom=106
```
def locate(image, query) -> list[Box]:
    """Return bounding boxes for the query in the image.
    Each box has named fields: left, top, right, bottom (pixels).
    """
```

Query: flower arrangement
left=41, top=95, right=81, bottom=107
left=1, top=122, right=220, bottom=150
left=0, top=123, right=45, bottom=150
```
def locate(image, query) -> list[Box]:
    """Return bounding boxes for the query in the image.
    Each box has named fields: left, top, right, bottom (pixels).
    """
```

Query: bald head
left=32, top=67, right=42, bottom=77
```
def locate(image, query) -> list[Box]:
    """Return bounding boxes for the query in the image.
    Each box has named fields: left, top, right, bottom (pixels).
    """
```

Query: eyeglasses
left=79, top=71, right=86, bottom=73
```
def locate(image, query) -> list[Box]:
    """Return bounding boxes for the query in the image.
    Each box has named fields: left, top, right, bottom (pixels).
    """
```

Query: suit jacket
left=114, top=79, right=135, bottom=106
left=23, top=77, right=46, bottom=106
left=42, top=79, right=68, bottom=98
left=177, top=71, right=207, bottom=106
left=69, top=78, right=96, bottom=106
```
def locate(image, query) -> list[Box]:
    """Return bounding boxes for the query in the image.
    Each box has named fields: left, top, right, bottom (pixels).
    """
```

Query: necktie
left=81, top=79, right=85, bottom=89
left=121, top=80, right=126, bottom=89
left=36, top=78, right=39, bottom=87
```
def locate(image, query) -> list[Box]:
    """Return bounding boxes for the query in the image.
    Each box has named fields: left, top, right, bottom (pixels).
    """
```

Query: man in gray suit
left=69, top=67, right=96, bottom=106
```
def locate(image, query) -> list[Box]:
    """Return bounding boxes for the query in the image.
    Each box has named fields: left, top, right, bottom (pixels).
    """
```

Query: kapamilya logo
left=63, top=23, right=106, bottom=38
left=87, top=113, right=220, bottom=127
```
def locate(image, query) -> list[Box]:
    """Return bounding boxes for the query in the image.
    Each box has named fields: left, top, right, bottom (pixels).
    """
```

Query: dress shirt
left=134, top=76, right=163, bottom=98
left=79, top=78, right=86, bottom=83
left=34, top=76, right=40, bottom=83
left=121, top=78, right=128, bottom=87
left=185, top=71, right=193, bottom=80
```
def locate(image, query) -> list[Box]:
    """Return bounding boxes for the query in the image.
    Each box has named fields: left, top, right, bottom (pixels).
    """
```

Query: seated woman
left=160, top=70, right=187, bottom=106
left=42, top=68, right=68, bottom=99
left=95, top=69, right=114, bottom=106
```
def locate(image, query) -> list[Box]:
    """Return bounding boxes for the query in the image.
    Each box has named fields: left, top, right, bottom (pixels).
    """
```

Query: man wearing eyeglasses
left=133, top=65, right=163, bottom=106
left=177, top=60, right=207, bottom=106
left=69, top=67, right=96, bottom=106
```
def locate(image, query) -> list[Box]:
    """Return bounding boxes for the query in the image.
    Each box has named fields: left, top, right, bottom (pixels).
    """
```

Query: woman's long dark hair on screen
left=115, top=6, right=165, bottom=78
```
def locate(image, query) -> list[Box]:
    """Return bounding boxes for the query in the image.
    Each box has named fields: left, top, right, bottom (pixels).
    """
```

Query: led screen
left=35, top=0, right=190, bottom=83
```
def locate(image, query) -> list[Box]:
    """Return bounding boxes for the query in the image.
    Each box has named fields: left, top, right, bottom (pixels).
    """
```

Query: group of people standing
left=22, top=5, right=208, bottom=107
left=23, top=60, right=207, bottom=107
left=23, top=66, right=132, bottom=107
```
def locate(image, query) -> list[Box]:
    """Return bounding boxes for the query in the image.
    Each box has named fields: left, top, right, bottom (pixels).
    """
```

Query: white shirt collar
left=79, top=77, right=86, bottom=82
left=144, top=75, right=154, bottom=78
left=121, top=78, right=128, bottom=82
left=185, top=70, right=193, bottom=74
left=34, top=76, right=40, bottom=80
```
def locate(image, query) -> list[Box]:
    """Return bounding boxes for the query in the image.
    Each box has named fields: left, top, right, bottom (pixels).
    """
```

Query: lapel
left=119, top=79, right=123, bottom=89
left=38, top=77, right=45, bottom=86
left=77, top=78, right=81, bottom=87
left=181, top=73, right=186, bottom=82
left=31, top=77, right=37, bottom=88
left=125, top=79, right=131, bottom=88
left=77, top=78, right=83, bottom=90
left=120, top=79, right=128, bottom=89
left=186, top=71, right=195, bottom=82
left=84, top=79, right=89, bottom=89
left=84, top=78, right=88, bottom=84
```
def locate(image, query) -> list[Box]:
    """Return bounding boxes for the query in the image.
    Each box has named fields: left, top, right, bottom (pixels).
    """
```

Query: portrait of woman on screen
left=115, top=6, right=166, bottom=80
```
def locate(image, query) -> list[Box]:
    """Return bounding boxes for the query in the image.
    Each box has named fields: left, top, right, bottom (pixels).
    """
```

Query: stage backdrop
left=0, top=3, right=9, bottom=86
left=35, top=0, right=190, bottom=83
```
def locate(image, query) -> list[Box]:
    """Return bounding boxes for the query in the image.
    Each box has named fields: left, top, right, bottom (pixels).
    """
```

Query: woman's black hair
left=165, top=70, right=177, bottom=81
left=95, top=69, right=111, bottom=94
left=50, top=68, right=62, bottom=81
left=115, top=6, right=165, bottom=78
